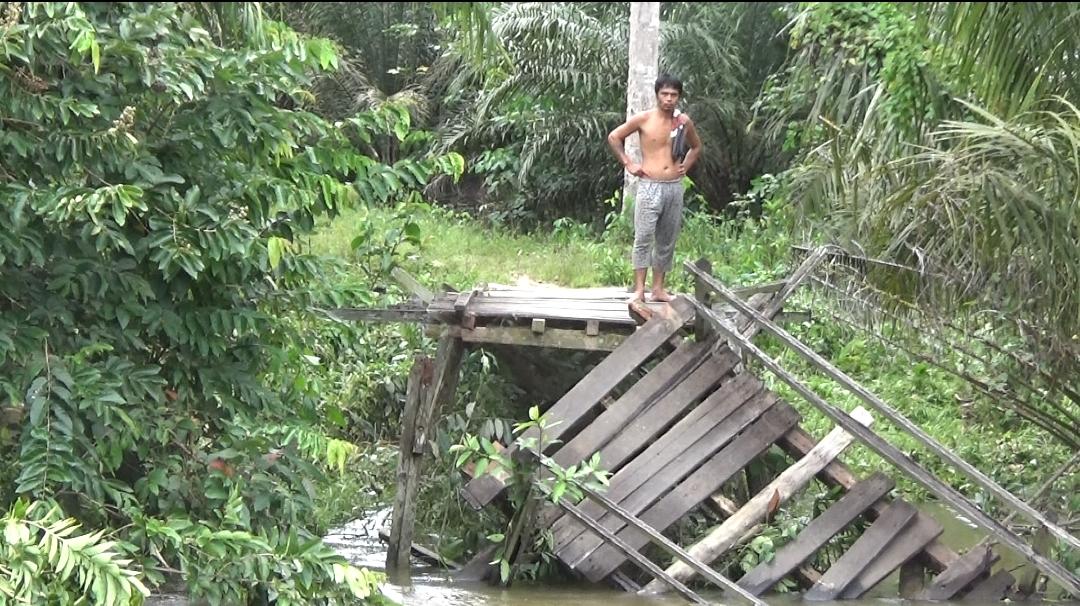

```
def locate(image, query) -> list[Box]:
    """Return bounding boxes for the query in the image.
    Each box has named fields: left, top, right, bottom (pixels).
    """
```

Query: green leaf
left=500, top=559, right=510, bottom=583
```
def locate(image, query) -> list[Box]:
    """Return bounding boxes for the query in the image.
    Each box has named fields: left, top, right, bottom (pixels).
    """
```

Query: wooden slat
left=692, top=295, right=1080, bottom=597
left=918, top=543, right=996, bottom=601
left=644, top=407, right=875, bottom=593
left=839, top=510, right=944, bottom=598
left=575, top=483, right=769, bottom=606
left=556, top=384, right=774, bottom=564
left=537, top=483, right=711, bottom=605
left=460, top=297, right=694, bottom=509
left=391, top=267, right=435, bottom=303
left=737, top=473, right=895, bottom=595
left=776, top=426, right=960, bottom=572
left=577, top=403, right=801, bottom=581
left=804, top=501, right=919, bottom=600
left=386, top=359, right=429, bottom=574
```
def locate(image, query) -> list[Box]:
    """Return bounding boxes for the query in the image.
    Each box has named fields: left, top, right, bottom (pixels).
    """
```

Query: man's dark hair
left=655, top=73, right=683, bottom=95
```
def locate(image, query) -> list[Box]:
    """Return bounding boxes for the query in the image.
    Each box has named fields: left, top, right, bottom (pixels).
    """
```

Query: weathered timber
left=694, top=258, right=714, bottom=340
left=378, top=529, right=462, bottom=570
left=386, top=359, right=431, bottom=575
left=962, top=570, right=1016, bottom=601
left=690, top=293, right=1080, bottom=598
left=326, top=307, right=431, bottom=324
left=449, top=325, right=626, bottom=351
left=391, top=267, right=435, bottom=304
left=899, top=560, right=927, bottom=599
left=580, top=403, right=801, bottom=581
left=642, top=407, right=874, bottom=593
left=413, top=334, right=464, bottom=456
left=918, top=543, right=996, bottom=601
left=737, top=473, right=895, bottom=595
left=461, top=297, right=694, bottom=510
left=536, top=483, right=710, bottom=605
left=689, top=261, right=1080, bottom=557
left=838, top=510, right=942, bottom=599
left=576, top=483, right=769, bottom=606
left=556, top=378, right=770, bottom=563
left=804, top=501, right=920, bottom=601
left=775, top=426, right=960, bottom=572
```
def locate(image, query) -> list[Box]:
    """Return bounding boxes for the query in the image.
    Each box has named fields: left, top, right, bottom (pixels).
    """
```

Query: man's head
left=654, top=73, right=683, bottom=112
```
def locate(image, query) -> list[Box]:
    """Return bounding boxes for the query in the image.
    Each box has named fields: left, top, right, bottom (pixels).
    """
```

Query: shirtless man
left=607, top=73, right=702, bottom=303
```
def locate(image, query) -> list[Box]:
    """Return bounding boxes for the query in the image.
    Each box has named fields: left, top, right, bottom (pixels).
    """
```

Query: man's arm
left=678, top=118, right=703, bottom=176
left=607, top=113, right=648, bottom=176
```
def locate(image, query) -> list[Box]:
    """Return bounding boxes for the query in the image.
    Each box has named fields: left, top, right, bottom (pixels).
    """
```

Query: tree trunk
left=622, top=2, right=660, bottom=214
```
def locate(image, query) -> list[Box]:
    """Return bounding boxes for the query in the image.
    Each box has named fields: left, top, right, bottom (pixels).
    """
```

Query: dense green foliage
left=0, top=2, right=460, bottom=603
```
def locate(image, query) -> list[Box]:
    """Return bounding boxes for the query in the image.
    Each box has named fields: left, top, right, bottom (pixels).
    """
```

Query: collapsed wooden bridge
left=332, top=248, right=1080, bottom=604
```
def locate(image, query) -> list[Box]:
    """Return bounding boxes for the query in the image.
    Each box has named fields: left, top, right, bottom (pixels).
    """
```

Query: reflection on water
left=148, top=502, right=1079, bottom=606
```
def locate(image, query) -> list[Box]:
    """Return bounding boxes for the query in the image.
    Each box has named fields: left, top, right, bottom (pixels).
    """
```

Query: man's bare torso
left=637, top=109, right=680, bottom=181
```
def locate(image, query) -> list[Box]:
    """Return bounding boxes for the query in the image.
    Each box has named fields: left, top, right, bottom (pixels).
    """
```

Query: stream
left=150, top=503, right=1076, bottom=605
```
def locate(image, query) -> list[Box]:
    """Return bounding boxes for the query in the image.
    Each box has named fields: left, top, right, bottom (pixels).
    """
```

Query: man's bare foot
left=651, top=289, right=673, bottom=302
left=630, top=290, right=646, bottom=303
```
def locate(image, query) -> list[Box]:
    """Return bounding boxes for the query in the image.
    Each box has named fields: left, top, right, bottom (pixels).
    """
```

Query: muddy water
left=149, top=502, right=1076, bottom=605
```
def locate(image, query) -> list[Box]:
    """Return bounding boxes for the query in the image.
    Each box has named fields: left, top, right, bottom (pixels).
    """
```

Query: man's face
left=657, top=87, right=680, bottom=112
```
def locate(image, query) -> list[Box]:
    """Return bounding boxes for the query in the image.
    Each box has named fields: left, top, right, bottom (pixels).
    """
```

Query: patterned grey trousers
left=633, top=178, right=684, bottom=271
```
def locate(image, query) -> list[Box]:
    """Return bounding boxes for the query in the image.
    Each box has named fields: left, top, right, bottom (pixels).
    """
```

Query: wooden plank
left=326, top=307, right=431, bottom=324
left=460, top=297, right=694, bottom=509
left=899, top=560, right=927, bottom=599
left=692, top=262, right=1080, bottom=557
left=537, top=482, right=711, bottom=605
left=775, top=426, right=960, bottom=573
left=578, top=403, right=801, bottom=582
left=557, top=383, right=773, bottom=564
left=412, top=335, right=465, bottom=455
left=531, top=318, right=546, bottom=334
left=453, top=288, right=478, bottom=313
left=378, top=529, right=463, bottom=570
left=962, top=569, right=1016, bottom=601
left=737, top=473, right=895, bottom=596
left=804, top=500, right=920, bottom=600
left=575, top=483, right=769, bottom=606
left=918, top=543, right=996, bottom=601
left=839, top=509, right=944, bottom=599
left=694, top=258, right=714, bottom=340
left=644, top=407, right=875, bottom=593
left=452, top=325, right=625, bottom=351
left=391, top=267, right=435, bottom=303
left=586, top=319, right=600, bottom=336
left=692, top=294, right=1080, bottom=597
left=386, top=359, right=430, bottom=575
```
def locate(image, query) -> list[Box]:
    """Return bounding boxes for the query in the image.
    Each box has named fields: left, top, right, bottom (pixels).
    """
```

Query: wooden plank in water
left=962, top=569, right=1016, bottom=601
left=839, top=510, right=944, bottom=598
left=460, top=297, right=694, bottom=509
left=776, top=426, right=960, bottom=573
left=578, top=402, right=801, bottom=582
left=643, top=407, right=875, bottom=593
left=556, top=380, right=772, bottom=564
left=737, top=473, right=895, bottom=596
left=804, top=500, right=919, bottom=601
left=918, top=543, right=996, bottom=601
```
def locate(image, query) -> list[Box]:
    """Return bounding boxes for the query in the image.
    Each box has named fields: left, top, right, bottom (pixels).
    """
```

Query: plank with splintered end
left=804, top=501, right=919, bottom=601
left=578, top=403, right=801, bottom=582
left=737, top=473, right=895, bottom=596
left=775, top=426, right=960, bottom=573
left=839, top=510, right=944, bottom=599
left=548, top=357, right=750, bottom=546
left=556, top=382, right=772, bottom=564
left=918, top=543, right=996, bottom=601
left=460, top=297, right=694, bottom=510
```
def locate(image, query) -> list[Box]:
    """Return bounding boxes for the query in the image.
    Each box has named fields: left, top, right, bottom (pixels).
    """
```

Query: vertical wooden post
left=693, top=257, right=713, bottom=341
left=387, top=358, right=430, bottom=577
left=900, top=559, right=927, bottom=598
left=386, top=332, right=466, bottom=579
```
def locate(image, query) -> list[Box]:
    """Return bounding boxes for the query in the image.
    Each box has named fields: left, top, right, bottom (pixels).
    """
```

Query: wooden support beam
left=918, top=543, right=996, bottom=601
left=386, top=358, right=431, bottom=576
left=531, top=318, right=546, bottom=334
left=642, top=407, right=874, bottom=593
left=413, top=334, right=465, bottom=455
left=688, top=259, right=1080, bottom=557
left=694, top=258, right=714, bottom=341
left=686, top=284, right=1080, bottom=598
left=378, top=529, right=463, bottom=570
left=449, top=325, right=626, bottom=351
